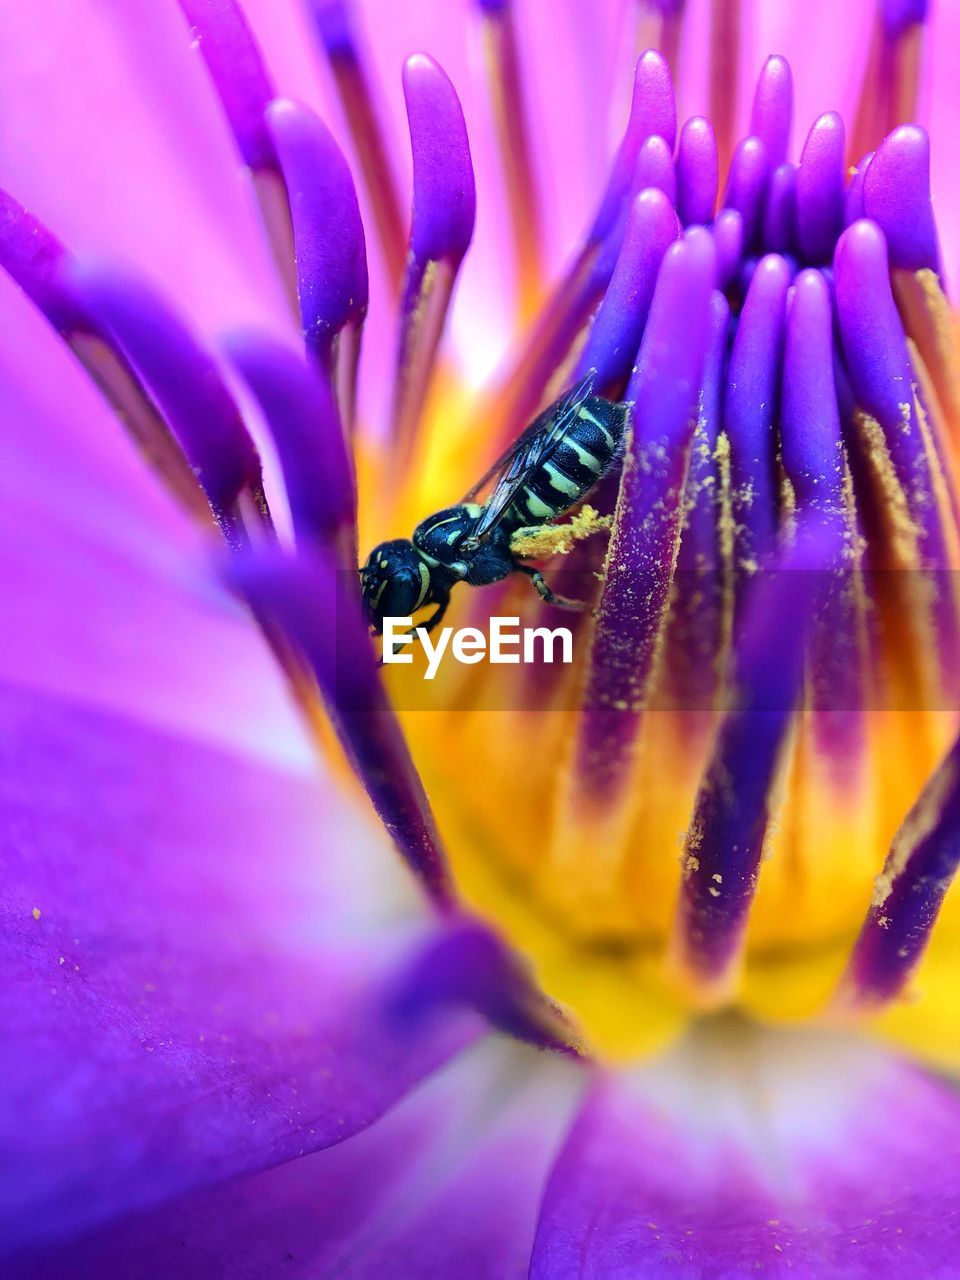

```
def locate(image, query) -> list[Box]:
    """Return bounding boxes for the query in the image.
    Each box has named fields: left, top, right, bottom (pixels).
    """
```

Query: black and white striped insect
left=359, top=371, right=629, bottom=633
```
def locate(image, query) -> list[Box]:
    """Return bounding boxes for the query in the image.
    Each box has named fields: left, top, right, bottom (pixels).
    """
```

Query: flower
left=3, top=0, right=960, bottom=1275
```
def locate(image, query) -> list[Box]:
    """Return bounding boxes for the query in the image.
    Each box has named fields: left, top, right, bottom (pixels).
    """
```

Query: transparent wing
left=461, top=370, right=597, bottom=548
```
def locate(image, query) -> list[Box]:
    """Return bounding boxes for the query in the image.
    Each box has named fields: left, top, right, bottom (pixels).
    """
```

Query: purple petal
left=863, top=126, right=941, bottom=274
left=572, top=228, right=715, bottom=806
left=68, top=259, right=262, bottom=538
left=175, top=0, right=277, bottom=172
left=796, top=111, right=846, bottom=264
left=576, top=188, right=679, bottom=393
left=225, top=329, right=355, bottom=564
left=0, top=683, right=475, bottom=1253
left=532, top=1022, right=960, bottom=1277
left=12, top=1041, right=582, bottom=1279
left=749, top=54, right=794, bottom=170
left=0, top=277, right=310, bottom=765
left=230, top=550, right=454, bottom=906
left=266, top=98, right=368, bottom=359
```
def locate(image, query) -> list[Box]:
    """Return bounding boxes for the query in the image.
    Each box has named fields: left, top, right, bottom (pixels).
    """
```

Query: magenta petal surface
left=0, top=684, right=476, bottom=1255
left=9, top=1041, right=581, bottom=1279
left=531, top=1023, right=960, bottom=1279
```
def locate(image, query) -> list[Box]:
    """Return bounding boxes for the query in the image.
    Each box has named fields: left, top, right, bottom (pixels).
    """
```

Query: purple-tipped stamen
left=487, top=52, right=677, bottom=449
left=724, top=253, right=790, bottom=586
left=863, top=125, right=941, bottom=275
left=749, top=54, right=793, bottom=170
left=796, top=112, right=846, bottom=264
left=306, top=0, right=407, bottom=288
left=69, top=260, right=265, bottom=547
left=232, top=549, right=454, bottom=908
left=266, top=98, right=368, bottom=430
left=475, top=0, right=544, bottom=314
left=176, top=0, right=298, bottom=304
left=722, top=135, right=768, bottom=248
left=834, top=220, right=950, bottom=570
left=676, top=116, right=719, bottom=227
left=839, top=731, right=960, bottom=1009
left=391, top=54, right=476, bottom=465
left=635, top=135, right=677, bottom=205
left=712, top=207, right=745, bottom=289
left=669, top=518, right=843, bottom=996
left=389, top=917, right=579, bottom=1054
left=225, top=330, right=356, bottom=570
left=0, top=192, right=216, bottom=521
left=570, top=228, right=715, bottom=809
left=575, top=188, right=679, bottom=394
left=762, top=162, right=798, bottom=254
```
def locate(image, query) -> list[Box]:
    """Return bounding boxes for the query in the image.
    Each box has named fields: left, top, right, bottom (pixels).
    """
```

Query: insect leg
left=422, top=595, right=451, bottom=632
left=520, top=566, right=586, bottom=611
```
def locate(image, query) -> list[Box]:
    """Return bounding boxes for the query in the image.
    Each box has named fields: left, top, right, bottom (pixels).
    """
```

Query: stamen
left=838, top=731, right=960, bottom=1009
left=266, top=98, right=368, bottom=431
left=306, top=0, right=406, bottom=289
left=722, top=136, right=768, bottom=248
left=749, top=54, right=793, bottom=170
left=676, top=117, right=718, bottom=227
left=862, top=125, right=941, bottom=274
left=176, top=0, right=297, bottom=307
left=232, top=549, right=454, bottom=908
left=668, top=519, right=841, bottom=999
left=762, top=163, right=798, bottom=254
left=660, top=289, right=730, bottom=715
left=845, top=153, right=872, bottom=226
left=485, top=51, right=676, bottom=447
left=641, top=138, right=679, bottom=206
left=575, top=188, right=679, bottom=394
left=709, top=0, right=742, bottom=176
left=782, top=269, right=867, bottom=759
left=390, top=917, right=580, bottom=1053
left=850, top=0, right=928, bottom=162
left=476, top=0, right=544, bottom=318
left=568, top=228, right=716, bottom=812
left=712, top=207, right=744, bottom=289
left=69, top=261, right=265, bottom=548
left=635, top=1, right=685, bottom=75
left=796, top=112, right=846, bottom=265
left=0, top=191, right=211, bottom=523
left=834, top=220, right=950, bottom=569
left=724, top=254, right=790, bottom=587
left=226, top=330, right=356, bottom=571
left=391, top=54, right=476, bottom=467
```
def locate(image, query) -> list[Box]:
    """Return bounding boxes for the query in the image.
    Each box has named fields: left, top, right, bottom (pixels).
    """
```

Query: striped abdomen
left=505, top=397, right=628, bottom=527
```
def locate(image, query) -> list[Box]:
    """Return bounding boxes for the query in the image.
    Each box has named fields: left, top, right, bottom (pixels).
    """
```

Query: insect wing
left=463, top=371, right=597, bottom=546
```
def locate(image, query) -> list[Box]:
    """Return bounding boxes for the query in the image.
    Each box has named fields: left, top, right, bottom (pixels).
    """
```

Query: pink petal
left=0, top=682, right=478, bottom=1254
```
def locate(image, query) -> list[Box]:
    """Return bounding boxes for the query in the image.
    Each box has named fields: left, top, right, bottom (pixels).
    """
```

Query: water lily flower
left=4, top=0, right=960, bottom=1274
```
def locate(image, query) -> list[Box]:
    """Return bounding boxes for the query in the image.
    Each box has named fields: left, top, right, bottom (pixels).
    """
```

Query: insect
left=359, top=370, right=630, bottom=633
